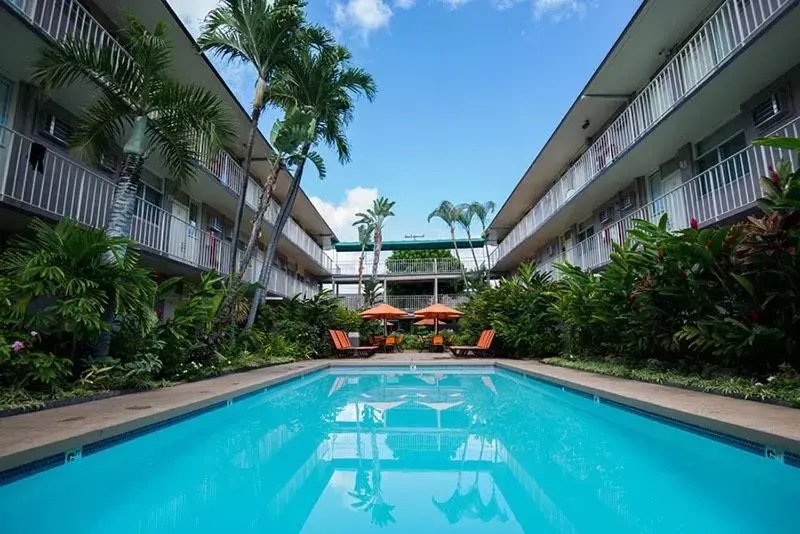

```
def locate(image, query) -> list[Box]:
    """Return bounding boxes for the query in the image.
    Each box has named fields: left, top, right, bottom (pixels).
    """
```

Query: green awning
left=334, top=238, right=484, bottom=252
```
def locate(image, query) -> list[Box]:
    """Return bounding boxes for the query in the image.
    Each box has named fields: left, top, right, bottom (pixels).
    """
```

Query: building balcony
left=492, top=0, right=794, bottom=267
left=0, top=125, right=317, bottom=299
left=332, top=258, right=463, bottom=278
left=3, top=0, right=333, bottom=274
left=536, top=116, right=800, bottom=277
left=337, top=294, right=469, bottom=312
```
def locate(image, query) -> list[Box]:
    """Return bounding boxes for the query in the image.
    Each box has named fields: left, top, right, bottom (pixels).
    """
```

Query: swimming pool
left=1, top=366, right=798, bottom=533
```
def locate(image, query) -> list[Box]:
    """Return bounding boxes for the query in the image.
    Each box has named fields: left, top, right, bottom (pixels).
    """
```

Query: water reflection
left=1, top=368, right=799, bottom=534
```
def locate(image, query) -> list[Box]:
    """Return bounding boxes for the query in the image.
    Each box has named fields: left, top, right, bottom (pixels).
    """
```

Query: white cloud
left=394, top=0, right=416, bottom=8
left=310, top=187, right=379, bottom=242
left=167, top=0, right=220, bottom=36
left=491, top=0, right=524, bottom=10
left=532, top=0, right=588, bottom=20
left=439, top=0, right=474, bottom=8
left=334, top=0, right=393, bottom=37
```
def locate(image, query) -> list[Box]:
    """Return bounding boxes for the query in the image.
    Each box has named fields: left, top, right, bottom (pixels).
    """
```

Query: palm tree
left=31, top=15, right=234, bottom=248
left=428, top=201, right=468, bottom=286
left=197, top=0, right=307, bottom=278
left=354, top=197, right=396, bottom=281
left=246, top=41, right=376, bottom=327
left=456, top=204, right=480, bottom=270
left=469, top=201, right=496, bottom=270
left=356, top=222, right=374, bottom=298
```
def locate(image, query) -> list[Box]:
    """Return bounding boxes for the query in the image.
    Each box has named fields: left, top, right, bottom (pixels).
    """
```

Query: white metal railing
left=4, top=0, right=332, bottom=273
left=0, top=125, right=319, bottom=299
left=494, top=0, right=792, bottom=265
left=333, top=257, right=464, bottom=276
left=536, top=117, right=800, bottom=276
left=250, top=249, right=318, bottom=299
left=0, top=125, right=234, bottom=274
left=386, top=295, right=434, bottom=312
left=336, top=293, right=469, bottom=311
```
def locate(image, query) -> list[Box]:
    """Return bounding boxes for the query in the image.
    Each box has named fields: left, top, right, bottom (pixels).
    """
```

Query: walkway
left=2, top=357, right=800, bottom=476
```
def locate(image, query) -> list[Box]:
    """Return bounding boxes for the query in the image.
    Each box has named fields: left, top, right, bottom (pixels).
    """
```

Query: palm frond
left=70, top=95, right=132, bottom=166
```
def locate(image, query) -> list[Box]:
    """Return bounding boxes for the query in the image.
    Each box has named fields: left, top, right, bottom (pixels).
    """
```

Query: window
left=696, top=132, right=749, bottom=194
left=619, top=190, right=635, bottom=211
left=100, top=153, right=118, bottom=174
left=40, top=113, right=72, bottom=145
left=576, top=218, right=594, bottom=243
left=598, top=208, right=612, bottom=225
left=135, top=183, right=163, bottom=226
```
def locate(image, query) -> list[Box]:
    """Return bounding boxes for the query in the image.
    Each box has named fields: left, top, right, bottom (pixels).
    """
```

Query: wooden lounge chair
left=449, top=330, right=495, bottom=357
left=431, top=335, right=445, bottom=352
left=329, top=330, right=378, bottom=357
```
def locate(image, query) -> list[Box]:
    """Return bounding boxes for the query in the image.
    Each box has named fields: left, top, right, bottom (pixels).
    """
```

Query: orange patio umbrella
left=413, top=318, right=447, bottom=328
left=360, top=303, right=409, bottom=336
left=414, top=303, right=463, bottom=334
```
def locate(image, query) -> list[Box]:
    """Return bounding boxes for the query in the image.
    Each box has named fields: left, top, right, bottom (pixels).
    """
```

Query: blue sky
left=169, top=0, right=641, bottom=243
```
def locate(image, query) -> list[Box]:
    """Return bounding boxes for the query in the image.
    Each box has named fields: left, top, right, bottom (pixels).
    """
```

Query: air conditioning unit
left=619, top=190, right=635, bottom=211
left=752, top=88, right=788, bottom=128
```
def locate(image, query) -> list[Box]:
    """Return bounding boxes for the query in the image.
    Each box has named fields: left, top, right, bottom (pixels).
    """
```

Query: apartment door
left=169, top=201, right=192, bottom=262
left=661, top=169, right=688, bottom=230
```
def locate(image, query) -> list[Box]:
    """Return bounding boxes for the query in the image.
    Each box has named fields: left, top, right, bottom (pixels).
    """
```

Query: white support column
left=383, top=279, right=387, bottom=301
left=434, top=277, right=439, bottom=304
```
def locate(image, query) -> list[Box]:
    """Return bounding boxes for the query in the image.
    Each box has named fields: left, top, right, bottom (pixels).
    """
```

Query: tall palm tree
left=469, top=201, right=496, bottom=270
left=246, top=41, right=376, bottom=327
left=456, top=204, right=480, bottom=270
left=354, top=197, right=396, bottom=281
left=31, top=15, right=234, bottom=356
left=31, top=15, right=234, bottom=247
left=356, top=222, right=373, bottom=298
left=197, top=0, right=307, bottom=278
left=428, top=201, right=468, bottom=286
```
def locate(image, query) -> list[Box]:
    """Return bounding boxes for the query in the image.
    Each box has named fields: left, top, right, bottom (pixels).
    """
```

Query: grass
left=541, top=357, right=800, bottom=408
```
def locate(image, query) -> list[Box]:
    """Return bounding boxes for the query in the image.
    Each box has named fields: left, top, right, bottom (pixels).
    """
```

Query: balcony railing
left=4, top=0, right=332, bottom=273
left=333, top=258, right=463, bottom=277
left=0, top=126, right=316, bottom=299
left=493, top=0, right=792, bottom=265
left=337, top=294, right=469, bottom=311
left=536, top=117, right=800, bottom=277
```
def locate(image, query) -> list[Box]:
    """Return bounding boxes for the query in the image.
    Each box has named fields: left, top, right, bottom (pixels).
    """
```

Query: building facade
left=489, top=0, right=800, bottom=276
left=0, top=0, right=337, bottom=298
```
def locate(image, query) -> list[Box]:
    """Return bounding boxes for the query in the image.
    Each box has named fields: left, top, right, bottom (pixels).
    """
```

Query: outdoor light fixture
left=582, top=120, right=591, bottom=130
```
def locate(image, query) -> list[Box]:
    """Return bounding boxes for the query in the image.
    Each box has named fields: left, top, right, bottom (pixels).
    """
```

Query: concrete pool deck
left=1, top=352, right=800, bottom=476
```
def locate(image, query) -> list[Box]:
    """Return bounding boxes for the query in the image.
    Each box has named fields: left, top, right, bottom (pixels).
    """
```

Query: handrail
left=494, top=0, right=792, bottom=265
left=538, top=116, right=800, bottom=276
left=0, top=125, right=317, bottom=298
left=4, top=0, right=332, bottom=273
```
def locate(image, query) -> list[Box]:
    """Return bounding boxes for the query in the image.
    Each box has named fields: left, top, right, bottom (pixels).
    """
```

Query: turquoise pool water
left=1, top=366, right=799, bottom=533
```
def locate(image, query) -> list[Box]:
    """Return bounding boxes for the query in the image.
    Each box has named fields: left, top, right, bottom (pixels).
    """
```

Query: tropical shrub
left=457, top=263, right=561, bottom=358
left=0, top=219, right=156, bottom=377
left=256, top=290, right=342, bottom=358
left=330, top=306, right=363, bottom=333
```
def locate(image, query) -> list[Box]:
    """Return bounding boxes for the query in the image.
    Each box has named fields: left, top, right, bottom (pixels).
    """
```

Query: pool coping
left=1, top=356, right=799, bottom=483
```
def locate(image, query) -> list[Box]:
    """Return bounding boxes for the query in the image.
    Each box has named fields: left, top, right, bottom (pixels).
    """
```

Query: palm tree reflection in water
left=432, top=437, right=509, bottom=525
left=348, top=404, right=396, bottom=527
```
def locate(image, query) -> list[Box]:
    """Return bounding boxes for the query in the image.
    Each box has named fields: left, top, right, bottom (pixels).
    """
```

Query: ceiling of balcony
left=489, top=0, right=723, bottom=239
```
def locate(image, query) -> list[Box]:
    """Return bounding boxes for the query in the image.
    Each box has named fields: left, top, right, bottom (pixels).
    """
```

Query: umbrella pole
left=384, top=317, right=387, bottom=337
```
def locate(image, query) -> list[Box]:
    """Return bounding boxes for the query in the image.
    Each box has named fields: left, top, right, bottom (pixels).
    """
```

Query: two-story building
left=489, top=0, right=800, bottom=276
left=0, top=0, right=336, bottom=298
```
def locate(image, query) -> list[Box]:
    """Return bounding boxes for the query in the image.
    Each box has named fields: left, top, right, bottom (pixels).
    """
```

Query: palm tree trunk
left=371, top=229, right=382, bottom=281
left=216, top=165, right=278, bottom=325
left=246, top=142, right=310, bottom=327
left=357, top=250, right=365, bottom=297
left=228, top=105, right=263, bottom=275
left=466, top=230, right=479, bottom=270
left=451, top=228, right=469, bottom=288
left=94, top=151, right=145, bottom=358
left=238, top=166, right=279, bottom=280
